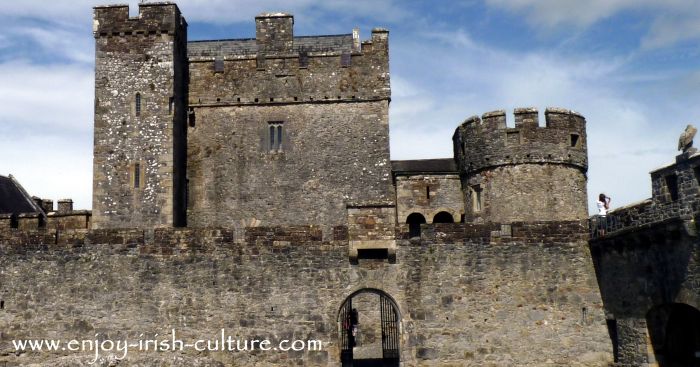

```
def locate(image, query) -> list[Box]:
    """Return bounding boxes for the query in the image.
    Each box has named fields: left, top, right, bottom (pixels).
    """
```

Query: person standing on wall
left=597, top=193, right=611, bottom=236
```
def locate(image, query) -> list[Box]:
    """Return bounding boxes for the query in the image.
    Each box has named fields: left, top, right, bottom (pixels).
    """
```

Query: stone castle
left=0, top=2, right=697, bottom=366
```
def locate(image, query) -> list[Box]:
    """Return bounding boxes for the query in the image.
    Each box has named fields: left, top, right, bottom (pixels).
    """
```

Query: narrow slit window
left=133, top=163, right=141, bottom=189
left=277, top=126, right=283, bottom=149
left=426, top=186, right=430, bottom=200
left=471, top=185, right=482, bottom=212
left=188, top=109, right=195, bottom=127
left=135, top=93, right=141, bottom=116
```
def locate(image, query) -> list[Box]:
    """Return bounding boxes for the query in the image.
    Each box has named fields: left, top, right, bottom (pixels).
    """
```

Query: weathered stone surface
left=0, top=223, right=610, bottom=366
left=590, top=152, right=700, bottom=366
left=454, top=108, right=588, bottom=223
left=0, top=3, right=619, bottom=367
left=92, top=3, right=188, bottom=229
left=184, top=13, right=392, bottom=231
left=186, top=101, right=393, bottom=231
left=395, top=173, right=464, bottom=224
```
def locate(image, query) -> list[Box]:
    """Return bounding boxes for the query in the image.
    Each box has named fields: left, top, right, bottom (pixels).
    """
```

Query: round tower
left=452, top=107, right=588, bottom=223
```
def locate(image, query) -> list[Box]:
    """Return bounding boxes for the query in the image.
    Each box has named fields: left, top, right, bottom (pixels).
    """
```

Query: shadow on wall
left=647, top=303, right=700, bottom=367
left=589, top=224, right=697, bottom=365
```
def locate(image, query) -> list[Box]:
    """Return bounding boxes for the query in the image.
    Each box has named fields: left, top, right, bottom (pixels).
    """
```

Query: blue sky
left=1, top=0, right=699, bottom=213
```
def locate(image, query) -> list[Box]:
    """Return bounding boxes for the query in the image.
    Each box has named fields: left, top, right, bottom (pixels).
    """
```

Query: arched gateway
left=338, top=289, right=400, bottom=367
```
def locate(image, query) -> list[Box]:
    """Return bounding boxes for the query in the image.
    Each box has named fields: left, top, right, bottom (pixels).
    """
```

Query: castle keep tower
left=453, top=107, right=588, bottom=223
left=92, top=3, right=188, bottom=228
left=185, top=14, right=394, bottom=229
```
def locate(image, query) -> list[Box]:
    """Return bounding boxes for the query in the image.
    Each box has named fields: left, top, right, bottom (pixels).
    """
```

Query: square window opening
left=570, top=133, right=580, bottom=148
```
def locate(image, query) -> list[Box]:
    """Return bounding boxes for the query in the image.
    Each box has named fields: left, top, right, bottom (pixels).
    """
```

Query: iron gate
left=381, top=294, right=400, bottom=365
left=340, top=291, right=400, bottom=367
left=340, top=298, right=353, bottom=366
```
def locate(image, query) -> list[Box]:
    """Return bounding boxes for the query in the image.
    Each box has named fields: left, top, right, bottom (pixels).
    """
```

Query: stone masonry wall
left=0, top=223, right=611, bottom=366
left=187, top=28, right=389, bottom=106
left=395, top=174, right=464, bottom=224
left=186, top=101, right=393, bottom=231
left=184, top=18, right=391, bottom=231
left=92, top=3, right=188, bottom=229
left=590, top=223, right=700, bottom=366
left=466, top=164, right=588, bottom=223
left=588, top=153, right=700, bottom=366
left=600, top=153, right=700, bottom=238
left=454, top=108, right=588, bottom=223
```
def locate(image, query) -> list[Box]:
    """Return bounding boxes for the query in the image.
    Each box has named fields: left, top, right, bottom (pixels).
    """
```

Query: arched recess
left=337, top=288, right=401, bottom=367
left=432, top=211, right=454, bottom=223
left=646, top=303, right=700, bottom=366
left=406, top=213, right=426, bottom=238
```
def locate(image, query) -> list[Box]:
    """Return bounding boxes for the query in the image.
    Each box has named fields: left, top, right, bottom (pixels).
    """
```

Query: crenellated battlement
left=454, top=107, right=589, bottom=223
left=457, top=107, right=586, bottom=133
left=453, top=107, right=587, bottom=175
left=93, top=2, right=187, bottom=38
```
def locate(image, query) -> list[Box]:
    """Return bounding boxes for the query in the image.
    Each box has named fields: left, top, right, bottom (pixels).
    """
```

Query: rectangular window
left=135, top=93, right=142, bottom=116
left=133, top=163, right=141, bottom=189
left=299, top=51, right=309, bottom=68
left=340, top=52, right=351, bottom=67
left=214, top=57, right=224, bottom=73
left=268, top=121, right=284, bottom=151
left=471, top=185, right=482, bottom=212
left=357, top=248, right=389, bottom=260
left=570, top=133, right=580, bottom=148
left=665, top=174, right=678, bottom=201
left=188, top=108, right=196, bottom=127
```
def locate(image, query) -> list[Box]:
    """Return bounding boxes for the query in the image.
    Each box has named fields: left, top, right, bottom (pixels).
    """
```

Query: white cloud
left=0, top=61, right=94, bottom=208
left=0, top=0, right=405, bottom=26
left=485, top=0, right=700, bottom=48
left=1, top=135, right=93, bottom=210
left=0, top=0, right=695, bottom=216
left=0, top=61, right=94, bottom=132
left=10, top=26, right=93, bottom=63
left=388, top=28, right=692, bottom=213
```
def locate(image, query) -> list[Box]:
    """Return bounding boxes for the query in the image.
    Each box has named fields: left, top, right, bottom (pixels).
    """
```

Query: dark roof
left=391, top=159, right=458, bottom=175
left=188, top=34, right=353, bottom=58
left=0, top=175, right=41, bottom=215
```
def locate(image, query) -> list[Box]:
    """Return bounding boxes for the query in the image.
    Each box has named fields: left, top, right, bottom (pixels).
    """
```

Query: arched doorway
left=433, top=211, right=454, bottom=223
left=406, top=213, right=426, bottom=238
left=338, top=289, right=400, bottom=367
left=647, top=303, right=700, bottom=366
